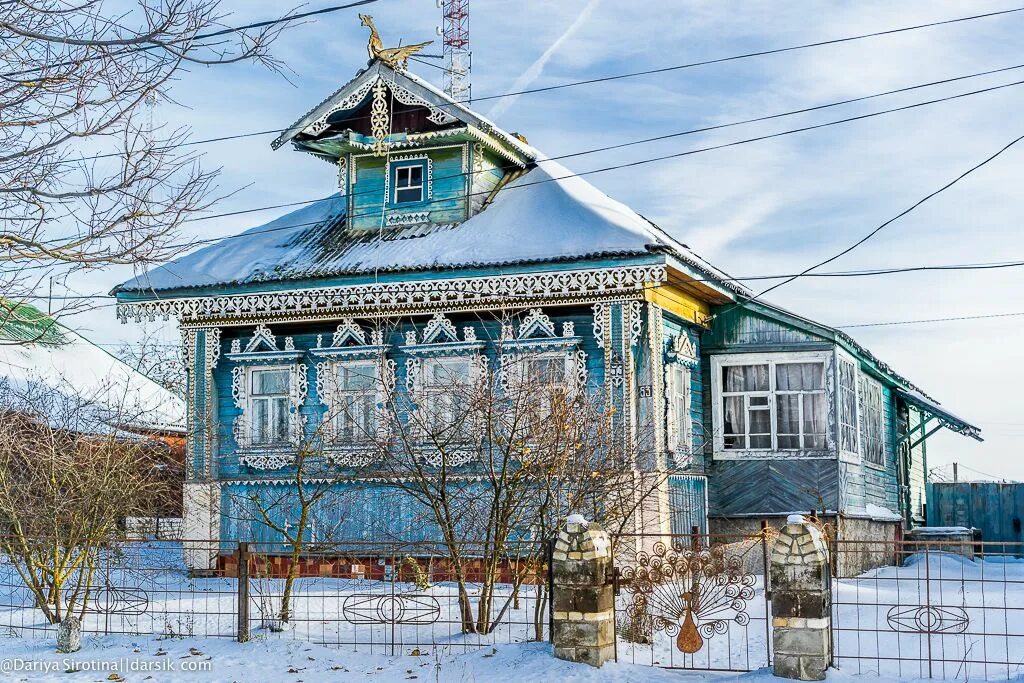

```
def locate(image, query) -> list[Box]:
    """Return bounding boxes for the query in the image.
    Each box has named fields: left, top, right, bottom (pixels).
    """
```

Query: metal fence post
left=237, top=542, right=250, bottom=643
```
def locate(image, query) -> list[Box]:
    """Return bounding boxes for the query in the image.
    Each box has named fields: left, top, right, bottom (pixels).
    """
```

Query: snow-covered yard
left=0, top=635, right=970, bottom=683
left=2, top=542, right=1024, bottom=681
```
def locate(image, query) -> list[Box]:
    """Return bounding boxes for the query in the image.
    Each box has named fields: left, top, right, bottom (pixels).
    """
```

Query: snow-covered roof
left=113, top=159, right=740, bottom=294
left=0, top=304, right=185, bottom=434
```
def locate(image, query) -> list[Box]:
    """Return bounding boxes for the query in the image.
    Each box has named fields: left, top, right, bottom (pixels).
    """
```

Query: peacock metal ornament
left=621, top=541, right=755, bottom=654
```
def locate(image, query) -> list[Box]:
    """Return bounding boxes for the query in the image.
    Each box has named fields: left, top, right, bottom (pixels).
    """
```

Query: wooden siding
left=350, top=146, right=467, bottom=230
left=211, top=307, right=605, bottom=480
left=928, top=482, right=1024, bottom=545
left=703, top=306, right=825, bottom=351
left=469, top=145, right=505, bottom=216
left=707, top=459, right=839, bottom=516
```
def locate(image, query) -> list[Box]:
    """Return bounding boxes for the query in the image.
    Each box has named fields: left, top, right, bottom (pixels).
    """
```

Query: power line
left=52, top=59, right=1024, bottom=166
left=1, top=0, right=380, bottom=79
left=467, top=5, right=1024, bottom=103
left=735, top=130, right=1024, bottom=308
left=183, top=75, right=1024, bottom=227
left=837, top=311, right=1024, bottom=328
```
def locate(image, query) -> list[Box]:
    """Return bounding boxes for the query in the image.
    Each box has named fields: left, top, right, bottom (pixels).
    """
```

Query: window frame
left=859, top=374, right=886, bottom=469
left=711, top=351, right=833, bottom=459
left=419, top=355, right=475, bottom=431
left=388, top=157, right=431, bottom=207
left=327, top=359, right=382, bottom=445
left=836, top=352, right=861, bottom=461
left=246, top=365, right=293, bottom=447
left=665, top=361, right=693, bottom=456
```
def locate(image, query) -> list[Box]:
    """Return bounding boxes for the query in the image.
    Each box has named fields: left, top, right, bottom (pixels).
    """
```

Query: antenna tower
left=436, top=0, right=470, bottom=101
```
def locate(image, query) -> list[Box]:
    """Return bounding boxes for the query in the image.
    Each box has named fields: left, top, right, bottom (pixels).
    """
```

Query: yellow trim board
left=645, top=284, right=711, bottom=327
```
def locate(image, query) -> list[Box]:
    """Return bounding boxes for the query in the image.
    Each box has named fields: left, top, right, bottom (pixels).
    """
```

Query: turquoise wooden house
left=113, top=55, right=981, bottom=569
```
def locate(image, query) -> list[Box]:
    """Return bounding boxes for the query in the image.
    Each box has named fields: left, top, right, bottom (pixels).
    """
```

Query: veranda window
left=859, top=375, right=885, bottom=466
left=333, top=361, right=378, bottom=442
left=250, top=368, right=290, bottom=445
left=837, top=357, right=859, bottom=454
left=720, top=360, right=827, bottom=451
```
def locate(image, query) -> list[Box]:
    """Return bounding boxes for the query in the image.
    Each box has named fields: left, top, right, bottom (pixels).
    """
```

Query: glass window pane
left=804, top=393, right=826, bottom=440
left=396, top=187, right=422, bottom=203
left=777, top=435, right=800, bottom=449
left=722, top=396, right=745, bottom=436
left=749, top=434, right=771, bottom=449
left=253, top=369, right=289, bottom=395
left=273, top=397, right=288, bottom=440
left=723, top=364, right=768, bottom=392
left=776, top=363, right=823, bottom=391
left=748, top=408, right=771, bottom=437
left=776, top=394, right=799, bottom=435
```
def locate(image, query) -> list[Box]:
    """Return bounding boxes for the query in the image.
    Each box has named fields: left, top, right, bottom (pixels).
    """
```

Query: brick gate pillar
left=551, top=516, right=615, bottom=667
left=770, top=514, right=832, bottom=681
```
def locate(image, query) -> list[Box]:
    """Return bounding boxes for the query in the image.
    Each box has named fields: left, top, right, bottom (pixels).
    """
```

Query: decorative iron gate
left=612, top=533, right=772, bottom=671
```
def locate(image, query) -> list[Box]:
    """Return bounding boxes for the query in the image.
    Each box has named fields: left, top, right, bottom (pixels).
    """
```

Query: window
left=838, top=357, right=859, bottom=454
left=718, top=358, right=827, bottom=451
left=394, top=164, right=424, bottom=204
left=249, top=368, right=290, bottom=445
left=332, top=361, right=378, bottom=443
left=859, top=375, right=885, bottom=466
left=666, top=363, right=692, bottom=454
left=421, top=357, right=472, bottom=429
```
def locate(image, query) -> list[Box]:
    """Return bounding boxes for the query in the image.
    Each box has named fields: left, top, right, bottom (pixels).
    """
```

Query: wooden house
left=112, top=56, right=980, bottom=568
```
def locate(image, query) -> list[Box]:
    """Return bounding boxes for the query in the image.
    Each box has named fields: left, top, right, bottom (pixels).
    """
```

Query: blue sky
left=69, top=0, right=1024, bottom=479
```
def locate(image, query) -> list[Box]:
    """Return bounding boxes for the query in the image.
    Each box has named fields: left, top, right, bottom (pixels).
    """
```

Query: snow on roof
left=0, top=307, right=185, bottom=434
left=114, top=159, right=740, bottom=294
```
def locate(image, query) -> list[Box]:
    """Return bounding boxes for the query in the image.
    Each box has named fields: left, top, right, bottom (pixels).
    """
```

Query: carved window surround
left=403, top=313, right=487, bottom=466
left=310, top=319, right=396, bottom=468
left=227, top=324, right=308, bottom=470
left=498, top=309, right=586, bottom=395
left=117, top=265, right=666, bottom=325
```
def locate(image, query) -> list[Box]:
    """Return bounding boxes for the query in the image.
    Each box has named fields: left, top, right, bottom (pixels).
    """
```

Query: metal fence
left=831, top=538, right=1024, bottom=681
left=0, top=538, right=548, bottom=656
left=611, top=530, right=773, bottom=672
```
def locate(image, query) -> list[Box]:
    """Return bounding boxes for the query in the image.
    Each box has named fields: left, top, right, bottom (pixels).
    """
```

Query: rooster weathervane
left=359, top=15, right=432, bottom=70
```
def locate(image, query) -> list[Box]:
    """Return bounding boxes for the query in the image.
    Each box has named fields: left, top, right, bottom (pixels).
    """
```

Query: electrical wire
left=462, top=5, right=1024, bottom=102
left=175, top=75, right=1024, bottom=228
left=1, top=0, right=381, bottom=79
left=730, top=130, right=1024, bottom=311
left=60, top=61, right=1024, bottom=167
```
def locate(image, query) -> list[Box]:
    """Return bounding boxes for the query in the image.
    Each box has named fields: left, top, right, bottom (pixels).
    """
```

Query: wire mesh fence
left=831, top=538, right=1024, bottom=681
left=0, top=537, right=549, bottom=656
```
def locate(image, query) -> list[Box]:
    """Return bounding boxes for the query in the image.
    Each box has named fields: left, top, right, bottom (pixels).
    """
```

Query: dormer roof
left=272, top=60, right=536, bottom=167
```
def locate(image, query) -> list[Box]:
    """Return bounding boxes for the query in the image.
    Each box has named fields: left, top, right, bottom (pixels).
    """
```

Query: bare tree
left=0, top=376, right=172, bottom=625
left=222, top=411, right=364, bottom=628
left=116, top=328, right=186, bottom=397
left=0, top=0, right=294, bottom=338
left=371, top=314, right=674, bottom=637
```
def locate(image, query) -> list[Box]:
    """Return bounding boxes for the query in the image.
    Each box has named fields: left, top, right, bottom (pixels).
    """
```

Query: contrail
left=487, top=0, right=602, bottom=121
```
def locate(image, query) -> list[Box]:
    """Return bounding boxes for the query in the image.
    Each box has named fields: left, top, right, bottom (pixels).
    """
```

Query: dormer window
left=394, top=163, right=424, bottom=204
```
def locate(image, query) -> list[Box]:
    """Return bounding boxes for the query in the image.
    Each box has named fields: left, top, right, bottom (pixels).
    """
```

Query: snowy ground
left=0, top=635, right=970, bottom=683
left=2, top=543, right=1024, bottom=681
